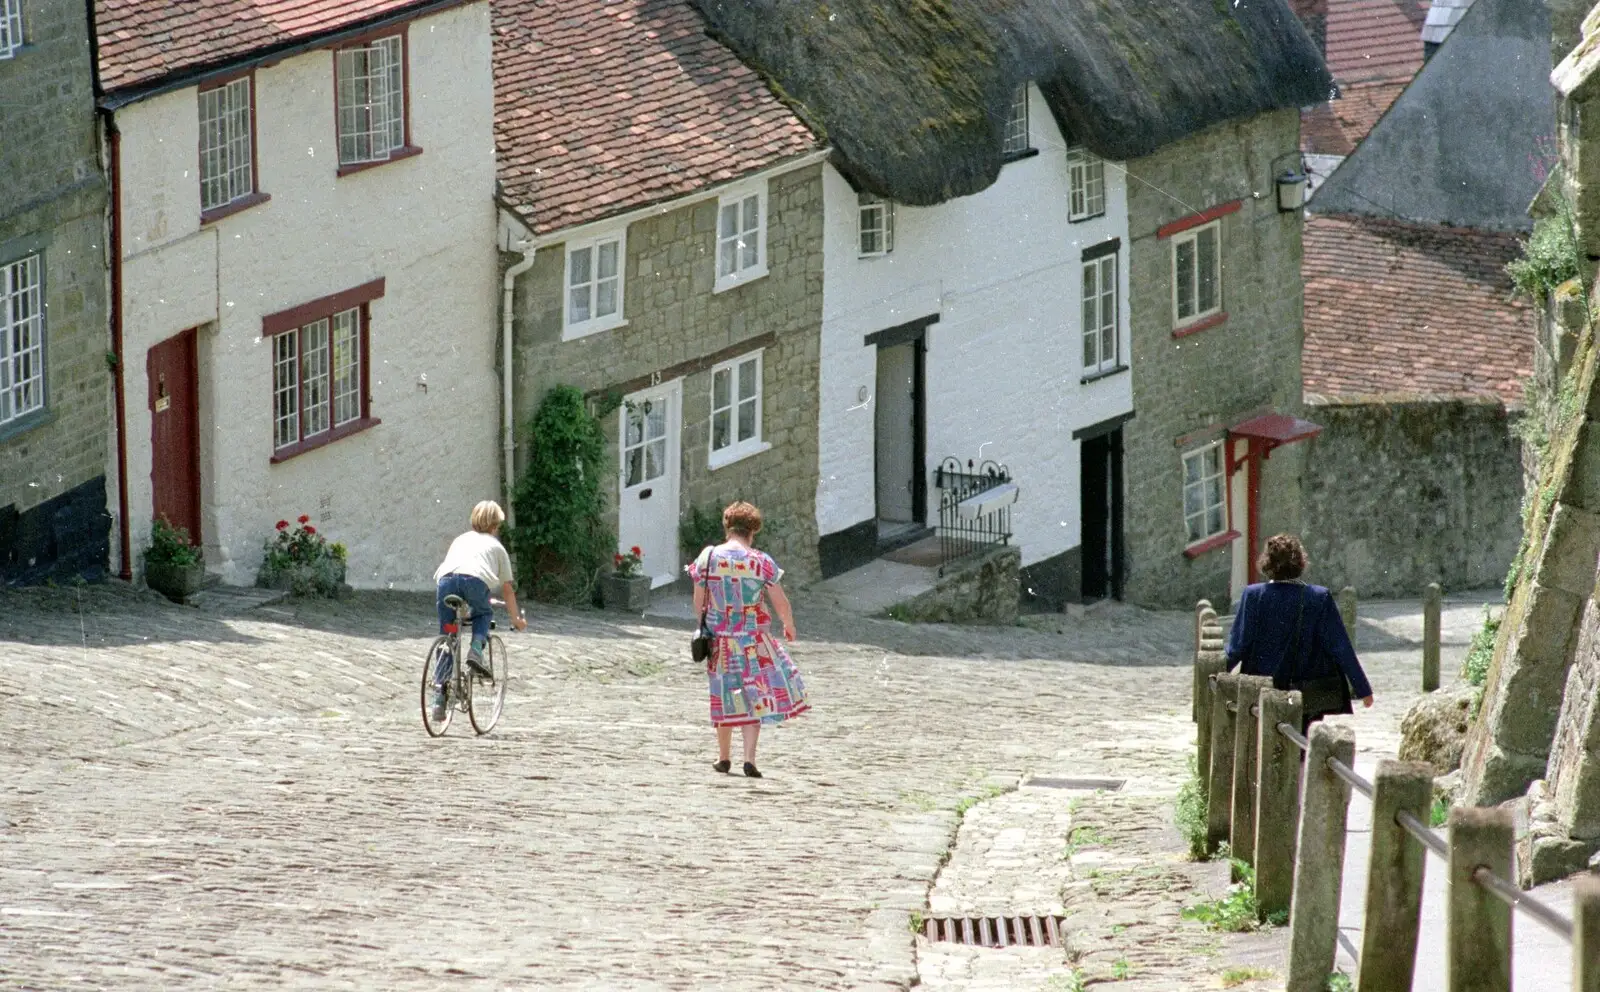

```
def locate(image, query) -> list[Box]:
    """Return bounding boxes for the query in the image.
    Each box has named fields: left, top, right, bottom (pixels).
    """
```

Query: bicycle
left=420, top=594, right=511, bottom=737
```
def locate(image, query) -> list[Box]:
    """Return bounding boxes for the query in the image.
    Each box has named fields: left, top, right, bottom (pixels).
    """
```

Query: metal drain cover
left=1023, top=776, right=1125, bottom=791
left=922, top=915, right=1065, bottom=947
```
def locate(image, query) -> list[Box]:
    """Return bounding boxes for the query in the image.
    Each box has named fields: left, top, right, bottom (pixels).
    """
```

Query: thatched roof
left=689, top=0, right=1332, bottom=205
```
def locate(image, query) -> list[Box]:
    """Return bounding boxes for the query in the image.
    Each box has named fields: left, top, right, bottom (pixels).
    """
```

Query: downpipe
left=105, top=115, right=132, bottom=581
left=500, top=237, right=538, bottom=530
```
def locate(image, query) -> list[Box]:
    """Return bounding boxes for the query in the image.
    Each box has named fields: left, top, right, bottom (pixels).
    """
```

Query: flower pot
left=601, top=573, right=652, bottom=613
left=145, top=559, right=207, bottom=604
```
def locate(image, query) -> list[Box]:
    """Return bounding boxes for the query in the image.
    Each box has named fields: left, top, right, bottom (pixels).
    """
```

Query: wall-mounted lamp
left=1272, top=151, right=1309, bottom=213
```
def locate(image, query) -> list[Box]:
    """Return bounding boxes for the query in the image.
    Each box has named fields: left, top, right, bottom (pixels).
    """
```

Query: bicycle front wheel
left=467, top=634, right=508, bottom=735
left=421, top=636, right=454, bottom=737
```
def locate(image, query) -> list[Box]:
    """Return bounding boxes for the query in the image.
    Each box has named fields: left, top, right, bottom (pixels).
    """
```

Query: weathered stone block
left=1561, top=422, right=1600, bottom=513
left=888, top=546, right=1021, bottom=625
left=1399, top=682, right=1480, bottom=775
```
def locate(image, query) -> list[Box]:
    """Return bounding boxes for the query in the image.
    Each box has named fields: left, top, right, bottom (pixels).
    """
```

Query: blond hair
left=470, top=500, right=506, bottom=534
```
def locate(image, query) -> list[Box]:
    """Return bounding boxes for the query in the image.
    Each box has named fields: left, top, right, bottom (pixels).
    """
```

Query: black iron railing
left=933, top=457, right=1015, bottom=575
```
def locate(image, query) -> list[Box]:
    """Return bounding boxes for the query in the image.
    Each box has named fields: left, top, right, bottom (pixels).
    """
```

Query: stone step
left=187, top=584, right=288, bottom=614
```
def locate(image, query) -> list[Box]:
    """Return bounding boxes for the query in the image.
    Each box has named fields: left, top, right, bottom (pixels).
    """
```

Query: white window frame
left=1172, top=220, right=1223, bottom=327
left=858, top=194, right=894, bottom=257
left=0, top=0, right=22, bottom=59
left=714, top=183, right=768, bottom=292
left=1182, top=442, right=1229, bottom=547
left=1, top=253, right=45, bottom=428
left=335, top=35, right=407, bottom=167
left=198, top=76, right=256, bottom=214
left=1002, top=86, right=1030, bottom=156
left=272, top=306, right=367, bottom=453
left=1081, top=253, right=1119, bottom=376
left=562, top=230, right=627, bottom=339
left=707, top=350, right=769, bottom=469
left=1067, top=146, right=1106, bottom=221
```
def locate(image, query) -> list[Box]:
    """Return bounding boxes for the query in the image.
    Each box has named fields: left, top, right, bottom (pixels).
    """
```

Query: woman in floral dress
left=687, top=501, right=809, bottom=778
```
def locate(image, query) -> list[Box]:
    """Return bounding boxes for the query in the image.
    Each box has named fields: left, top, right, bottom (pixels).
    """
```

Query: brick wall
left=0, top=0, right=111, bottom=582
left=510, top=164, right=825, bottom=582
left=1122, top=109, right=1307, bottom=609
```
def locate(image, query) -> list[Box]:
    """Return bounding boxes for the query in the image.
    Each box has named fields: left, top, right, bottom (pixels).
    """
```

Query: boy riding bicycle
left=431, top=501, right=527, bottom=720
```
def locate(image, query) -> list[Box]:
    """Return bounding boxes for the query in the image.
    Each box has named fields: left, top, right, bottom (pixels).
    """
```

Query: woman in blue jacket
left=1225, top=533, right=1375, bottom=734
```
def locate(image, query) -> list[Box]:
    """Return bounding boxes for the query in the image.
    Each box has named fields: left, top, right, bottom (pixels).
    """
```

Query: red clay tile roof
left=1325, top=0, right=1429, bottom=84
left=1302, top=214, right=1534, bottom=405
left=95, top=0, right=462, bottom=96
left=1302, top=78, right=1411, bottom=156
left=494, top=0, right=821, bottom=236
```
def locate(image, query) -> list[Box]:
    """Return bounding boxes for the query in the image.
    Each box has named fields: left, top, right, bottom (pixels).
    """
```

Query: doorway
left=874, top=338, right=926, bottom=541
left=1080, top=427, right=1124, bottom=601
left=617, top=379, right=682, bottom=588
left=1229, top=437, right=1250, bottom=607
left=147, top=329, right=201, bottom=543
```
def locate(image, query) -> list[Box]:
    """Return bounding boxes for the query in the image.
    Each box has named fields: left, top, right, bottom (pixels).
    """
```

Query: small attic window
left=858, top=195, right=894, bottom=257
left=1002, top=87, right=1030, bottom=156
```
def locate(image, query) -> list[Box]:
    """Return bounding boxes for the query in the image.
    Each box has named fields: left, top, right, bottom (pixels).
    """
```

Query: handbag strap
left=697, top=546, right=715, bottom=627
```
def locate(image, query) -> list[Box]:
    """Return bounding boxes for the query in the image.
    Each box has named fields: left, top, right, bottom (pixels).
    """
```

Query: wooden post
left=1338, top=586, right=1358, bottom=647
left=1575, top=874, right=1600, bottom=992
left=1255, top=688, right=1304, bottom=922
left=1194, top=606, right=1219, bottom=722
left=1196, top=625, right=1227, bottom=787
left=1286, top=724, right=1357, bottom=992
left=1357, top=760, right=1433, bottom=992
left=1423, top=583, right=1442, bottom=693
left=1447, top=807, right=1513, bottom=992
left=1232, top=675, right=1273, bottom=868
left=1207, top=673, right=1240, bottom=856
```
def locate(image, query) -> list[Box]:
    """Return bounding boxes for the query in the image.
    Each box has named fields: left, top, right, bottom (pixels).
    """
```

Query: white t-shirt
left=434, top=531, right=514, bottom=588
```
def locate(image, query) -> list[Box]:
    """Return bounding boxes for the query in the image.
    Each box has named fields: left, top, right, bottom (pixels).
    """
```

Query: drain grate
left=1023, top=776, right=1125, bottom=791
left=921, top=914, right=1065, bottom=947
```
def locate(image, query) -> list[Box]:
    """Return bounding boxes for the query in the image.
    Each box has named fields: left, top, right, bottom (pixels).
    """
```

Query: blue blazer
left=1224, top=581, right=1373, bottom=700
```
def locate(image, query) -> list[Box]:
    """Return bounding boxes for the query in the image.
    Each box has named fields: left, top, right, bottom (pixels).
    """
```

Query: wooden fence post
left=1338, top=586, right=1358, bottom=646
left=1423, top=583, right=1442, bottom=693
left=1232, top=675, right=1274, bottom=869
left=1574, top=874, right=1599, bottom=992
left=1194, top=607, right=1220, bottom=723
left=1255, top=688, right=1304, bottom=922
left=1447, top=807, right=1513, bottom=992
left=1207, top=673, right=1240, bottom=856
left=1357, top=760, right=1433, bottom=992
left=1286, top=723, right=1357, bottom=992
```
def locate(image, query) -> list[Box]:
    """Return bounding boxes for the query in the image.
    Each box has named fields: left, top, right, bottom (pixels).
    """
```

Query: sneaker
left=429, top=686, right=448, bottom=724
left=467, top=645, right=492, bottom=678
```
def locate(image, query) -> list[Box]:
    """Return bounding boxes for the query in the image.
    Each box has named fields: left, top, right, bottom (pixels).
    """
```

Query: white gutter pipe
left=501, top=236, right=538, bottom=530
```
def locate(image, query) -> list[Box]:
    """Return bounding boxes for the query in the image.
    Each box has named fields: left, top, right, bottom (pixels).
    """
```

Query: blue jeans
left=437, top=574, right=493, bottom=646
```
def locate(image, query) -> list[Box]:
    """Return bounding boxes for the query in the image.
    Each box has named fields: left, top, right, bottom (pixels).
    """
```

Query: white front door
left=618, top=380, right=682, bottom=588
left=1229, top=437, right=1249, bottom=607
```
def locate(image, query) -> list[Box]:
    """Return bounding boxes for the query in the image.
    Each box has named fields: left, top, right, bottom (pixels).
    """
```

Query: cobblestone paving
left=0, top=585, right=1198, bottom=992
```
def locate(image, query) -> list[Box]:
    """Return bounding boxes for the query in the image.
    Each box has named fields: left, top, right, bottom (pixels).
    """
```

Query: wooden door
left=147, top=330, right=201, bottom=543
left=875, top=341, right=918, bottom=523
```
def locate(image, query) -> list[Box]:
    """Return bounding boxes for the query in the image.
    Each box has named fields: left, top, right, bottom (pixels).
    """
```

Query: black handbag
left=689, top=548, right=715, bottom=662
left=1273, top=585, right=1352, bottom=719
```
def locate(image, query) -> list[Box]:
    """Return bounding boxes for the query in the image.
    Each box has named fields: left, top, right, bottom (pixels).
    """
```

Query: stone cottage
left=0, top=0, right=112, bottom=585
left=493, top=0, right=827, bottom=587
left=95, top=0, right=501, bottom=588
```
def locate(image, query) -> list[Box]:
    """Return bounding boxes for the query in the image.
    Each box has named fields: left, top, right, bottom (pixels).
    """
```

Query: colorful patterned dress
left=687, top=545, right=810, bottom=727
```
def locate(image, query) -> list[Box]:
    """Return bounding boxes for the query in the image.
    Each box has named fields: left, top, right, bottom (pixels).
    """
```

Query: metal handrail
left=1394, top=810, right=1449, bottom=858
left=1472, top=866, right=1577, bottom=942
left=1336, top=929, right=1361, bottom=969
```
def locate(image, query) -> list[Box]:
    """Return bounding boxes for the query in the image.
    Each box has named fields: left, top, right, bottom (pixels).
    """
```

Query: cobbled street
left=0, top=584, right=1480, bottom=991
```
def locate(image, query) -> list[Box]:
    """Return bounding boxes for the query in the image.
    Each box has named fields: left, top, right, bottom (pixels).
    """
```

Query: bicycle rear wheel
left=467, top=634, right=507, bottom=735
left=421, top=636, right=454, bottom=737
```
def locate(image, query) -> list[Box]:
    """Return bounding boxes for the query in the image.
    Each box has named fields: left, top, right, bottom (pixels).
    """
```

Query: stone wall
left=1122, top=109, right=1308, bottom=609
left=510, top=164, right=824, bottom=582
left=0, top=0, right=111, bottom=584
left=890, top=546, right=1021, bottom=625
left=1299, top=400, right=1524, bottom=597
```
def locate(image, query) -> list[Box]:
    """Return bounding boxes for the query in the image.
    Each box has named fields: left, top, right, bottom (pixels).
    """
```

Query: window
left=1173, top=221, right=1222, bottom=326
left=336, top=35, right=408, bottom=168
left=1, top=253, right=44, bottom=428
left=564, top=233, right=625, bottom=337
left=1182, top=443, right=1227, bottom=545
left=859, top=195, right=894, bottom=257
left=715, top=185, right=767, bottom=290
left=1002, top=87, right=1030, bottom=155
left=709, top=351, right=765, bottom=466
left=0, top=0, right=21, bottom=58
left=1081, top=253, right=1118, bottom=376
left=198, top=76, right=258, bottom=216
left=1067, top=146, right=1106, bottom=221
left=262, top=279, right=383, bottom=459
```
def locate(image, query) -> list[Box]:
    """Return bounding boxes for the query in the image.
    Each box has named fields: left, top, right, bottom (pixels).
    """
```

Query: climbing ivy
left=509, top=385, right=613, bottom=605
left=1506, top=213, right=1581, bottom=302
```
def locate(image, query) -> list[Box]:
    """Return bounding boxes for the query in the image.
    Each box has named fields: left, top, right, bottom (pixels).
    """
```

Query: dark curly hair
left=1258, top=533, right=1308, bottom=581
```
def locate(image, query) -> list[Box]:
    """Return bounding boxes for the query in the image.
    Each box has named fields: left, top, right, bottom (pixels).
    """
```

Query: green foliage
left=1181, top=857, right=1264, bottom=932
left=1111, top=958, right=1132, bottom=980
left=1175, top=753, right=1211, bottom=861
left=908, top=910, right=924, bottom=934
left=1463, top=609, right=1502, bottom=687
left=145, top=518, right=201, bottom=568
left=1221, top=966, right=1275, bottom=988
left=1430, top=796, right=1451, bottom=828
left=1507, top=214, right=1581, bottom=302
left=258, top=515, right=345, bottom=597
left=510, top=385, right=613, bottom=605
left=1044, top=971, right=1087, bottom=992
left=1326, top=972, right=1355, bottom=992
left=678, top=504, right=725, bottom=561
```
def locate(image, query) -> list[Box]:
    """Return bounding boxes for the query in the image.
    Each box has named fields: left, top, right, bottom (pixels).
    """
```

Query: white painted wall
left=817, top=86, right=1134, bottom=568
left=115, top=3, right=498, bottom=590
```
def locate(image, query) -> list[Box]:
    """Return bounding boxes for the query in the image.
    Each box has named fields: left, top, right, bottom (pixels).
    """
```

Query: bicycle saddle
left=442, top=594, right=468, bottom=610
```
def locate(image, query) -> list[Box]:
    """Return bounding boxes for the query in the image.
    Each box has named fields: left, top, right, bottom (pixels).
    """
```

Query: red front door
left=147, top=330, right=201, bottom=543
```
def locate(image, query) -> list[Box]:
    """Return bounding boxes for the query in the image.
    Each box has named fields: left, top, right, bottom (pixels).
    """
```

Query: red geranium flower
left=276, top=520, right=289, bottom=530
left=614, top=553, right=624, bottom=564
left=298, top=514, right=310, bottom=524
left=630, top=546, right=642, bottom=556
left=303, top=525, right=316, bottom=535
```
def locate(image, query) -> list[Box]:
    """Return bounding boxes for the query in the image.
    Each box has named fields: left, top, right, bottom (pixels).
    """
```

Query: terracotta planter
left=145, top=559, right=207, bottom=604
left=601, top=573, right=651, bottom=612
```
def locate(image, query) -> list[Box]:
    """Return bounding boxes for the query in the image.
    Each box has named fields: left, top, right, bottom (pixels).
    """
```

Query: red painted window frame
left=198, top=68, right=271, bottom=225
left=262, top=278, right=384, bottom=462
left=331, top=25, right=422, bottom=177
